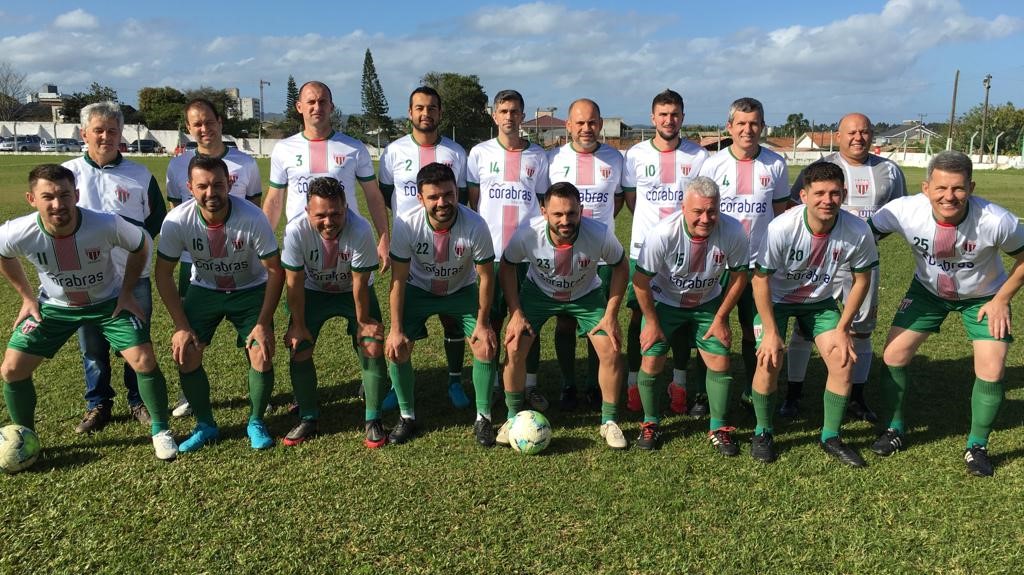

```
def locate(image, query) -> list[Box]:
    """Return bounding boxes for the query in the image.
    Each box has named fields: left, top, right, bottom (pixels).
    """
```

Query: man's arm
left=144, top=177, right=167, bottom=238
left=472, top=262, right=498, bottom=358
left=112, top=235, right=149, bottom=320
left=358, top=178, right=391, bottom=272
left=0, top=256, right=41, bottom=329
left=283, top=268, right=312, bottom=352
left=978, top=251, right=1024, bottom=340
left=703, top=270, right=749, bottom=349
left=247, top=254, right=284, bottom=362
left=155, top=255, right=198, bottom=364
left=751, top=270, right=782, bottom=369
left=632, top=271, right=663, bottom=352
left=384, top=260, right=411, bottom=362
left=468, top=184, right=480, bottom=211
left=262, top=186, right=285, bottom=229
left=352, top=270, right=384, bottom=351
left=624, top=190, right=636, bottom=213
left=589, top=256, right=628, bottom=351
left=831, top=269, right=872, bottom=367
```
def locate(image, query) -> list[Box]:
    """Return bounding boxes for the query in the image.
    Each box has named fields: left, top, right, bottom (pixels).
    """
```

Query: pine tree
left=285, top=76, right=302, bottom=130
left=361, top=49, right=391, bottom=139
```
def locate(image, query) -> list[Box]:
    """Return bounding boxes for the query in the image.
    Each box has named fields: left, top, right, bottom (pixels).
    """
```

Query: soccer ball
left=0, top=424, right=41, bottom=474
left=508, top=410, right=552, bottom=455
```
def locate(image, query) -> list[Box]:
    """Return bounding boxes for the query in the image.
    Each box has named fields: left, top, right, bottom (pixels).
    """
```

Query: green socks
left=637, top=369, right=660, bottom=423
left=361, top=353, right=388, bottom=421
left=752, top=390, right=776, bottom=435
left=3, top=378, right=36, bottom=429
left=180, top=366, right=215, bottom=426
left=821, top=390, right=848, bottom=442
left=248, top=367, right=274, bottom=423
left=136, top=369, right=169, bottom=434
left=388, top=360, right=416, bottom=418
left=601, top=401, right=617, bottom=425
left=706, top=368, right=731, bottom=430
left=882, top=365, right=909, bottom=433
left=505, top=391, right=525, bottom=419
left=472, top=358, right=495, bottom=417
left=968, top=378, right=1003, bottom=448
left=289, top=358, right=319, bottom=421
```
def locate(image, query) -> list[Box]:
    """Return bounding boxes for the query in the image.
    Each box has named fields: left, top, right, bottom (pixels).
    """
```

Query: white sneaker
left=171, top=395, right=192, bottom=418
left=600, top=421, right=628, bottom=450
left=152, top=429, right=179, bottom=461
left=496, top=419, right=513, bottom=447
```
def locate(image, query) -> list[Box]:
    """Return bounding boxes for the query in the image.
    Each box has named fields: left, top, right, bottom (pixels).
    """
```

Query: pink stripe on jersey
left=554, top=290, right=571, bottom=302
left=309, top=139, right=327, bottom=174
left=554, top=244, right=573, bottom=277
left=937, top=273, right=958, bottom=300
left=688, top=238, right=707, bottom=274
left=782, top=284, right=816, bottom=304
left=582, top=208, right=594, bottom=218
left=933, top=223, right=957, bottom=259
left=504, top=150, right=521, bottom=183
left=659, top=151, right=675, bottom=185
left=659, top=207, right=676, bottom=219
left=679, top=290, right=703, bottom=308
left=321, top=236, right=339, bottom=270
left=66, top=290, right=91, bottom=307
left=741, top=218, right=752, bottom=236
left=502, top=205, right=519, bottom=251
left=207, top=225, right=227, bottom=258
left=52, top=236, right=81, bottom=271
left=433, top=229, right=450, bottom=263
left=431, top=279, right=448, bottom=295
left=736, top=160, right=754, bottom=195
left=577, top=153, right=595, bottom=186
left=419, top=145, right=437, bottom=168
left=808, top=234, right=828, bottom=267
left=215, top=275, right=237, bottom=290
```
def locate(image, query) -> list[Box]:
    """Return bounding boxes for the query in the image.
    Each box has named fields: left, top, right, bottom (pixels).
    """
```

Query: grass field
left=1, top=153, right=1023, bottom=573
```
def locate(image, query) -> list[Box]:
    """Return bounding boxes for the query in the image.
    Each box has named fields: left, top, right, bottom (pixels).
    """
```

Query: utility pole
left=946, top=69, right=959, bottom=150
left=980, top=74, right=992, bottom=162
left=258, top=79, right=271, bottom=155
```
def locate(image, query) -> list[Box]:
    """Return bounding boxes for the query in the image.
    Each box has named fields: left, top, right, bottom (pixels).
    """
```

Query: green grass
left=1, top=154, right=1024, bottom=573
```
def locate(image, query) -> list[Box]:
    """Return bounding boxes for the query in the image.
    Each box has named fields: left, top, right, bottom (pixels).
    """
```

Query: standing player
left=385, top=163, right=498, bottom=446
left=0, top=164, right=176, bottom=460
left=166, top=97, right=263, bottom=418
left=154, top=156, right=284, bottom=452
left=750, top=163, right=878, bottom=466
left=379, top=86, right=471, bottom=408
left=263, top=81, right=390, bottom=268
left=499, top=182, right=629, bottom=449
left=622, top=89, right=710, bottom=416
left=63, top=101, right=166, bottom=434
left=868, top=151, right=1024, bottom=477
left=699, top=97, right=790, bottom=411
left=547, top=98, right=624, bottom=410
left=782, top=113, right=906, bottom=421
left=467, top=89, right=550, bottom=409
left=632, top=177, right=749, bottom=453
left=281, top=177, right=388, bottom=447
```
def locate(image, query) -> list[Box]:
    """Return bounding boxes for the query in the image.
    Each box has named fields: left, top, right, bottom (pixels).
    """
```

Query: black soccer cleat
left=870, top=428, right=905, bottom=457
left=474, top=416, right=496, bottom=448
left=708, top=427, right=739, bottom=457
left=778, top=397, right=801, bottom=419
left=750, top=431, right=776, bottom=463
left=689, top=393, right=709, bottom=418
left=388, top=417, right=417, bottom=445
left=964, top=444, right=994, bottom=477
left=635, top=422, right=662, bottom=451
left=820, top=437, right=867, bottom=468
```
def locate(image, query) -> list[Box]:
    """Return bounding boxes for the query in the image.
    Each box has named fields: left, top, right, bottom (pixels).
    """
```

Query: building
left=23, top=84, right=64, bottom=122
left=876, top=122, right=941, bottom=146
left=224, top=88, right=261, bottom=120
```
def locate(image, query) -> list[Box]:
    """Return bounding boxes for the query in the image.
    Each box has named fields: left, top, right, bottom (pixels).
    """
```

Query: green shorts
left=642, top=297, right=729, bottom=357
left=520, top=280, right=609, bottom=337
left=891, top=278, right=1012, bottom=342
left=288, top=289, right=383, bottom=347
left=404, top=284, right=480, bottom=341
left=183, top=284, right=269, bottom=347
left=492, top=261, right=529, bottom=322
left=7, top=299, right=150, bottom=358
left=754, top=299, right=841, bottom=347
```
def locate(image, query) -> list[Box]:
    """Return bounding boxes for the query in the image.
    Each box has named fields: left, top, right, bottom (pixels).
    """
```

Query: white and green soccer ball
left=0, top=424, right=40, bottom=474
left=508, top=410, right=552, bottom=455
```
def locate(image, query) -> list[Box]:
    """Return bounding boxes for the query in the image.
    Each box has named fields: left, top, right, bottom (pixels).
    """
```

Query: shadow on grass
left=32, top=444, right=101, bottom=471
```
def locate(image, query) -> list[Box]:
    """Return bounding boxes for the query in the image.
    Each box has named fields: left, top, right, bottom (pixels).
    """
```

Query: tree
left=281, top=75, right=302, bottom=134
left=0, top=61, right=30, bottom=121
left=345, top=113, right=370, bottom=142
left=777, top=112, right=811, bottom=137
left=138, top=86, right=186, bottom=129
left=361, top=49, right=391, bottom=140
left=60, top=82, right=119, bottom=123
left=953, top=102, right=1024, bottom=155
left=420, top=72, right=492, bottom=149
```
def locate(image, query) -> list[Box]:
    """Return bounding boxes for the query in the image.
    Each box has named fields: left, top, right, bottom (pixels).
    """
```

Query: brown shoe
left=130, top=403, right=152, bottom=427
left=75, top=403, right=112, bottom=434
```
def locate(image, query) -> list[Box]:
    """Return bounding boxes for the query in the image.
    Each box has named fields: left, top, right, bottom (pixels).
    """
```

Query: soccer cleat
left=75, top=403, right=112, bottom=434
left=178, top=422, right=219, bottom=453
left=526, top=386, right=550, bottom=412
left=246, top=420, right=274, bottom=450
left=626, top=385, right=641, bottom=412
left=964, top=444, right=994, bottom=477
left=130, top=403, right=152, bottom=427
left=282, top=419, right=318, bottom=447
left=473, top=416, right=496, bottom=447
left=820, top=437, right=867, bottom=468
left=750, top=431, right=776, bottom=463
left=381, top=388, right=399, bottom=412
left=171, top=395, right=192, bottom=418
left=286, top=402, right=299, bottom=416
left=668, top=382, right=688, bottom=415
left=846, top=398, right=878, bottom=423
left=778, top=397, right=801, bottom=419
left=449, top=380, right=470, bottom=409
left=388, top=417, right=417, bottom=445
left=600, top=421, right=628, bottom=450
left=689, top=393, right=709, bottom=418
left=635, top=422, right=662, bottom=451
left=364, top=419, right=387, bottom=449
left=151, top=430, right=178, bottom=461
left=708, top=427, right=740, bottom=457
left=496, top=418, right=513, bottom=447
left=559, top=386, right=578, bottom=411
left=870, top=428, right=905, bottom=457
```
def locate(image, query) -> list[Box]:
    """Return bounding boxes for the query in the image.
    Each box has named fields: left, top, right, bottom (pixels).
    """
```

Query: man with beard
left=154, top=156, right=284, bottom=453
left=385, top=163, right=498, bottom=446
left=498, top=181, right=628, bottom=449
left=379, top=86, right=471, bottom=409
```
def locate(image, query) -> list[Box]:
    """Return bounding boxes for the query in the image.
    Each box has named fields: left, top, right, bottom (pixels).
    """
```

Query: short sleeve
left=501, top=226, right=527, bottom=264
left=996, top=211, right=1024, bottom=256
left=601, top=224, right=624, bottom=266
left=635, top=225, right=664, bottom=275
left=378, top=147, right=395, bottom=190
left=622, top=149, right=638, bottom=191
left=726, top=224, right=751, bottom=270
left=350, top=217, right=381, bottom=271
left=868, top=201, right=900, bottom=236
left=472, top=218, right=495, bottom=264
left=466, top=146, right=481, bottom=187
left=0, top=221, right=18, bottom=259
left=390, top=217, right=412, bottom=262
left=269, top=145, right=288, bottom=188
left=113, top=214, right=146, bottom=253
left=245, top=161, right=262, bottom=198
left=756, top=222, right=784, bottom=273
left=252, top=214, right=280, bottom=259
left=156, top=217, right=184, bottom=261
left=281, top=222, right=304, bottom=271
left=772, top=160, right=791, bottom=202
left=355, top=145, right=375, bottom=181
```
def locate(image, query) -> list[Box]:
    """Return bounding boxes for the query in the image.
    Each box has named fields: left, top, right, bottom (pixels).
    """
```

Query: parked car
left=40, top=138, right=82, bottom=152
left=0, top=135, right=43, bottom=152
left=127, top=139, right=165, bottom=154
left=0, top=138, right=12, bottom=152
left=224, top=140, right=238, bottom=149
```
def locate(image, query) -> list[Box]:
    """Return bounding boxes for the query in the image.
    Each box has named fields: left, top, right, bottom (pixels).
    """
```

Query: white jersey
left=166, top=148, right=263, bottom=264
left=548, top=143, right=623, bottom=228
left=63, top=154, right=163, bottom=278
left=158, top=197, right=279, bottom=291
left=390, top=204, right=495, bottom=295
left=789, top=153, right=906, bottom=221
left=869, top=194, right=1024, bottom=300
left=758, top=207, right=878, bottom=304
left=699, top=146, right=789, bottom=266
left=0, top=208, right=144, bottom=308
left=636, top=212, right=749, bottom=308
left=379, top=134, right=467, bottom=218
left=623, top=139, right=710, bottom=260
left=504, top=215, right=624, bottom=302
left=281, top=208, right=378, bottom=293
left=467, top=139, right=549, bottom=259
left=269, top=131, right=376, bottom=223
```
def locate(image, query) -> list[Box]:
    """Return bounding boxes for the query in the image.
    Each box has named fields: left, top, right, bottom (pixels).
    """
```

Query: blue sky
left=2, top=0, right=1022, bottom=127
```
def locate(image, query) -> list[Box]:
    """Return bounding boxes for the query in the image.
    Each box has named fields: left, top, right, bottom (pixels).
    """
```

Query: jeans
left=78, top=278, right=152, bottom=409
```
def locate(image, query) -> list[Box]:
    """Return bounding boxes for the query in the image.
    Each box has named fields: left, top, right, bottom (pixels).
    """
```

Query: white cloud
left=53, top=9, right=98, bottom=30
left=470, top=2, right=575, bottom=36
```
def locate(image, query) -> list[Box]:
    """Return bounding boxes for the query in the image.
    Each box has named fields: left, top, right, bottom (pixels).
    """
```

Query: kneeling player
left=751, top=163, right=878, bottom=466
left=154, top=156, right=284, bottom=452
left=385, top=163, right=498, bottom=445
left=632, top=177, right=749, bottom=452
left=868, top=151, right=1024, bottom=477
left=0, top=164, right=176, bottom=460
left=499, top=182, right=629, bottom=449
left=281, top=177, right=388, bottom=447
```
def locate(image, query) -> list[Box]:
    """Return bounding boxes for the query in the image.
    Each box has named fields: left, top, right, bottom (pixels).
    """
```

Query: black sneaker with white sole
left=474, top=416, right=495, bottom=447
left=964, top=444, right=994, bottom=477
left=708, top=427, right=739, bottom=457
left=388, top=417, right=417, bottom=445
left=870, top=428, right=905, bottom=457
left=750, top=431, right=776, bottom=463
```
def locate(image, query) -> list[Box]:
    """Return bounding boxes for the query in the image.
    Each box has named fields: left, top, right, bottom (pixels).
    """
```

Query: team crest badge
left=962, top=240, right=976, bottom=254
left=600, top=166, right=612, bottom=179
left=20, top=318, right=39, bottom=335
left=525, top=165, right=535, bottom=178
left=454, top=240, right=466, bottom=258
left=832, top=248, right=842, bottom=262
left=712, top=250, right=725, bottom=265
left=86, top=248, right=101, bottom=261
left=339, top=250, right=351, bottom=262
left=681, top=164, right=691, bottom=176
left=334, top=154, right=346, bottom=166
left=228, top=174, right=239, bottom=186
left=578, top=255, right=591, bottom=268
left=443, top=161, right=453, bottom=168
left=759, top=174, right=770, bottom=188
left=898, top=297, right=913, bottom=312
left=854, top=179, right=869, bottom=196
left=115, top=186, right=130, bottom=203
left=232, top=237, right=244, bottom=250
